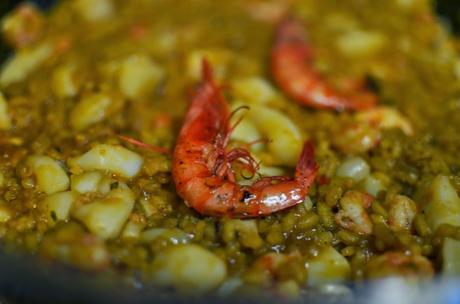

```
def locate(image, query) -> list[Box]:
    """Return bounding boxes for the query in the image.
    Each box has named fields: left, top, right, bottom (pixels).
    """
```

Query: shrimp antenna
left=229, top=105, right=250, bottom=130
left=223, top=105, right=250, bottom=147
left=230, top=105, right=250, bottom=118
left=117, top=135, right=170, bottom=154
left=243, top=138, right=269, bottom=149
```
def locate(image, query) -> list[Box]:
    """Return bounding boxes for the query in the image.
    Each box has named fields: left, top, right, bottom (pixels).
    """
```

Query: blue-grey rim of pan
left=1, top=0, right=460, bottom=303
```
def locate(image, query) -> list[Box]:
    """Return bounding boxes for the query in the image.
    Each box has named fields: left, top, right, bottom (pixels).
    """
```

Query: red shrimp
left=271, top=17, right=377, bottom=111
left=172, top=61, right=318, bottom=218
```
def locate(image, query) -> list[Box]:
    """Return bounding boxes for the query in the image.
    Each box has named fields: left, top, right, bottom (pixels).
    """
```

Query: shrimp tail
left=295, top=141, right=319, bottom=189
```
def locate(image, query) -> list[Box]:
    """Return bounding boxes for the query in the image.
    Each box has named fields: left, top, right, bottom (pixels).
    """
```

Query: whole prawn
left=271, top=17, right=377, bottom=111
left=172, top=61, right=318, bottom=218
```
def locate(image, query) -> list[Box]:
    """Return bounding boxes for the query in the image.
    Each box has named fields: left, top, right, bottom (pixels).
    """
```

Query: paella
left=0, top=0, right=460, bottom=298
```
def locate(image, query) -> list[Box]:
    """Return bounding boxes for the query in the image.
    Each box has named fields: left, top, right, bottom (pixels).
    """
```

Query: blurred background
left=1, top=0, right=460, bottom=29
left=0, top=0, right=459, bottom=40
left=435, top=0, right=460, bottom=33
left=0, top=0, right=459, bottom=50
